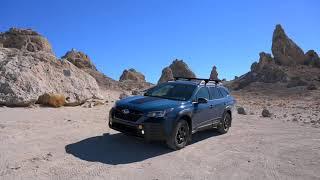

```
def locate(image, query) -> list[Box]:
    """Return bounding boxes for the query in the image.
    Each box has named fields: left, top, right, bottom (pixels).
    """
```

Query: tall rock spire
left=271, top=24, right=305, bottom=65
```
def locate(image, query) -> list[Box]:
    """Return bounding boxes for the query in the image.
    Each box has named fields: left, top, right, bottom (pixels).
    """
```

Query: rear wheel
left=217, top=113, right=231, bottom=134
left=166, top=120, right=190, bottom=150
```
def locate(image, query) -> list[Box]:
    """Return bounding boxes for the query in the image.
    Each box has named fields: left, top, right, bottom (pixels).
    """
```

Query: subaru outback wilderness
left=109, top=77, right=235, bottom=150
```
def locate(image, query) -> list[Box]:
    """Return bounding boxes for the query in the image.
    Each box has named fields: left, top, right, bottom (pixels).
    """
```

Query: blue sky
left=1, top=0, right=319, bottom=83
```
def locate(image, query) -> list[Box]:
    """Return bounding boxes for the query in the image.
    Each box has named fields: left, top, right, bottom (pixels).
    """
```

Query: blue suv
left=109, top=77, right=235, bottom=150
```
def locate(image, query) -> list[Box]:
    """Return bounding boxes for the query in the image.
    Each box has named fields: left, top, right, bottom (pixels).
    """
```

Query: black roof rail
left=173, top=77, right=221, bottom=85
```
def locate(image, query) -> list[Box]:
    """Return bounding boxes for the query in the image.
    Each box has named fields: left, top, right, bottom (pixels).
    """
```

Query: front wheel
left=166, top=120, right=190, bottom=150
left=217, top=113, right=231, bottom=134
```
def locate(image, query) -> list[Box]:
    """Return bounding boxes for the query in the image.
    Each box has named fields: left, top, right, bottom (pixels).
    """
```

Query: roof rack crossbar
left=173, top=77, right=221, bottom=85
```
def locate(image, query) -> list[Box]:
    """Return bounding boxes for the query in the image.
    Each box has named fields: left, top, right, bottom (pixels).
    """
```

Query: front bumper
left=108, top=109, right=169, bottom=141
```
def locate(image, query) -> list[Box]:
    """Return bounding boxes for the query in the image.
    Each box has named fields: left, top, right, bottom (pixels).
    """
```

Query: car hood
left=115, top=96, right=185, bottom=111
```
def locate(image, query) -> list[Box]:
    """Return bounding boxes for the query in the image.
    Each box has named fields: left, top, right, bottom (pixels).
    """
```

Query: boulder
left=158, top=67, right=174, bottom=84
left=262, top=109, right=271, bottom=117
left=0, top=48, right=101, bottom=106
left=119, top=68, right=146, bottom=82
left=210, top=66, right=218, bottom=79
left=62, top=49, right=97, bottom=70
left=37, top=93, right=66, bottom=107
left=271, top=24, right=305, bottom=66
left=0, top=28, right=53, bottom=54
left=169, top=59, right=196, bottom=78
left=237, top=107, right=246, bottom=115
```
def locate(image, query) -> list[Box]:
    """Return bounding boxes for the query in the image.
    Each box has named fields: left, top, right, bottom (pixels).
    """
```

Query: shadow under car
left=65, top=129, right=221, bottom=165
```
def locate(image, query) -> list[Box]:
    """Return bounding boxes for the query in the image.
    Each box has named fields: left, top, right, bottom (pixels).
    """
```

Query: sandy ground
left=0, top=98, right=320, bottom=180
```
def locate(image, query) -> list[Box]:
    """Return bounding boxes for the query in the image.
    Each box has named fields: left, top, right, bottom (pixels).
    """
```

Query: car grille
left=113, top=107, right=143, bottom=122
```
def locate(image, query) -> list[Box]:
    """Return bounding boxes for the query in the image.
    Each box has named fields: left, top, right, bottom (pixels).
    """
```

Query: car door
left=209, top=86, right=225, bottom=124
left=192, top=87, right=212, bottom=129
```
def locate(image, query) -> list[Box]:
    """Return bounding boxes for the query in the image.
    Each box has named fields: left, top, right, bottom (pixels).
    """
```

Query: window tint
left=209, top=87, right=223, bottom=99
left=218, top=87, right=229, bottom=97
left=145, top=83, right=196, bottom=101
left=195, top=87, right=210, bottom=100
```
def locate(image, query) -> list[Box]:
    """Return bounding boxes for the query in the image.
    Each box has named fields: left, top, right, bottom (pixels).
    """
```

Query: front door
left=192, top=87, right=211, bottom=129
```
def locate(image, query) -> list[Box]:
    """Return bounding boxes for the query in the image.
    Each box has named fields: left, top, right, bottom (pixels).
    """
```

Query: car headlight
left=146, top=108, right=174, bottom=118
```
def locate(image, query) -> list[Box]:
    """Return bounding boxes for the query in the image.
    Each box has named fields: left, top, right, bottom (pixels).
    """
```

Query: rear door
left=209, top=86, right=225, bottom=123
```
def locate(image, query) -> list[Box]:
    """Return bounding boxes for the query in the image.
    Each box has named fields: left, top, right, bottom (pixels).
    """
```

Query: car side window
left=209, top=87, right=223, bottom=99
left=218, top=87, right=229, bottom=97
left=195, top=87, right=210, bottom=100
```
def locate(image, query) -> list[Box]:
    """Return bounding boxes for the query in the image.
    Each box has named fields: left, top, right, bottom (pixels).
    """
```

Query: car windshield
left=144, top=83, right=196, bottom=101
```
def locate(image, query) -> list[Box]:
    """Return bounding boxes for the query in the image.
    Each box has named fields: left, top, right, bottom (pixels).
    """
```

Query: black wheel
left=217, top=113, right=231, bottom=134
left=166, top=120, right=190, bottom=150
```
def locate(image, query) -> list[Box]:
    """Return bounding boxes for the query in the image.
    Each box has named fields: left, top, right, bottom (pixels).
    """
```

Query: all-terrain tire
left=217, top=113, right=231, bottom=134
left=166, top=120, right=190, bottom=150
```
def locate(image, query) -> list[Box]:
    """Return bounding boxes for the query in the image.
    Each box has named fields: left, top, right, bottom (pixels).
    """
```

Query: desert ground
left=0, top=89, right=319, bottom=180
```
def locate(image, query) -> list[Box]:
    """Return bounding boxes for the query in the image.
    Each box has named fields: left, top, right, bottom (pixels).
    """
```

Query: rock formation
left=230, top=52, right=287, bottom=90
left=210, top=66, right=218, bottom=79
left=230, top=24, right=320, bottom=90
left=169, top=59, right=196, bottom=78
left=118, top=68, right=152, bottom=91
left=272, top=24, right=305, bottom=66
left=0, top=28, right=53, bottom=54
left=119, top=68, right=146, bottom=82
left=61, top=49, right=120, bottom=90
left=158, top=59, right=196, bottom=83
left=62, top=49, right=97, bottom=70
left=0, top=28, right=100, bottom=106
left=305, top=50, right=320, bottom=67
left=158, top=67, right=174, bottom=84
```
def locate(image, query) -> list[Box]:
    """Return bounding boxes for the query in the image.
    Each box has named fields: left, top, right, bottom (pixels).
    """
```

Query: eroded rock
left=158, top=67, right=174, bottom=84
left=0, top=28, right=53, bottom=54
left=119, top=68, right=146, bottom=82
left=0, top=48, right=100, bottom=106
left=169, top=59, right=196, bottom=78
left=272, top=24, right=305, bottom=66
left=62, top=49, right=97, bottom=70
left=210, top=66, right=218, bottom=79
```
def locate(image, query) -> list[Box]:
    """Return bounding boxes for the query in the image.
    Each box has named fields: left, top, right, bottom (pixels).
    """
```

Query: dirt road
left=0, top=105, right=319, bottom=180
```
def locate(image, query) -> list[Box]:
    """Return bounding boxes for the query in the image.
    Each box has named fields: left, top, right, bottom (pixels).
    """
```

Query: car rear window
left=218, top=87, right=229, bottom=97
left=209, top=87, right=223, bottom=99
left=195, top=87, right=210, bottom=100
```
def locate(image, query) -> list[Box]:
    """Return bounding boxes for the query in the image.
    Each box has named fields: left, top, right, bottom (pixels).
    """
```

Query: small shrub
left=37, top=93, right=65, bottom=107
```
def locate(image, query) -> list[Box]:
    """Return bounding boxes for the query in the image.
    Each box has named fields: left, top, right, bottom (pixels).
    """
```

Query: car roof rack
left=173, top=77, right=221, bottom=85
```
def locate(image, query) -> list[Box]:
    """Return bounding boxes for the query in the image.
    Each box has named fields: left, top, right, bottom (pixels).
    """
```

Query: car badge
left=122, top=109, right=130, bottom=114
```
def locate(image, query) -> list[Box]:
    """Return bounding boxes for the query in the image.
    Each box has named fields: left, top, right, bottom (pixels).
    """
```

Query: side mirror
left=197, top=97, right=208, bottom=104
